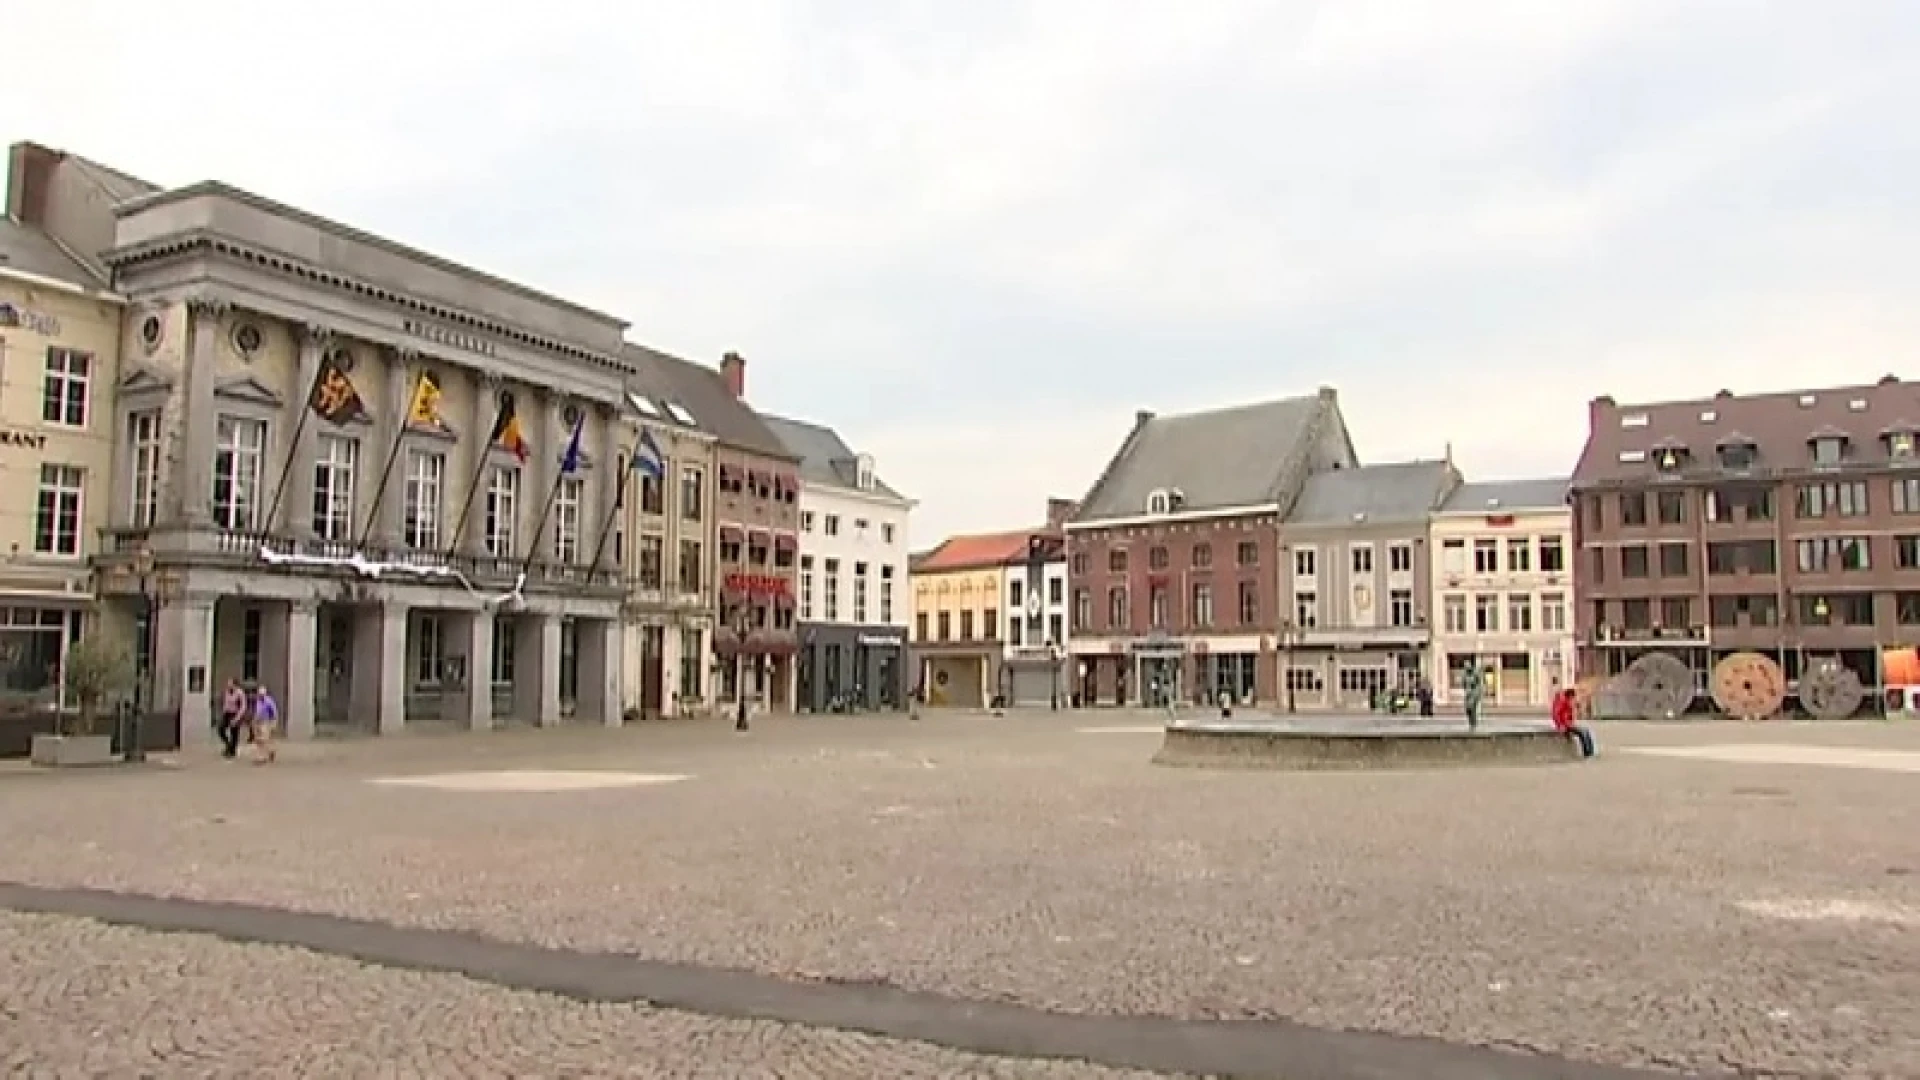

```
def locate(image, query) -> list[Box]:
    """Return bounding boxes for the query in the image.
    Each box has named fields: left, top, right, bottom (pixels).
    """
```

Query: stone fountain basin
left=1153, top=719, right=1584, bottom=771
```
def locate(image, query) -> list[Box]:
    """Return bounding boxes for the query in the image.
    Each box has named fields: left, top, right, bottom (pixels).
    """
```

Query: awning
left=711, top=628, right=743, bottom=658
left=773, top=532, right=798, bottom=552
left=747, top=630, right=798, bottom=657
left=748, top=528, right=770, bottom=545
left=773, top=591, right=796, bottom=609
left=719, top=524, right=744, bottom=543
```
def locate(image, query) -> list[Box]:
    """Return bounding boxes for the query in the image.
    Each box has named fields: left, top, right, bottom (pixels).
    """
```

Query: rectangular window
left=1294, top=591, right=1318, bottom=629
left=1350, top=544, right=1374, bottom=574
left=1389, top=543, right=1414, bottom=574
left=937, top=611, right=951, bottom=641
left=1238, top=581, right=1257, bottom=625
left=679, top=467, right=704, bottom=521
left=1389, top=588, right=1414, bottom=628
left=824, top=514, right=841, bottom=537
left=1074, top=588, right=1092, bottom=630
left=1621, top=545, right=1650, bottom=578
left=213, top=416, right=267, bottom=531
left=1659, top=542, right=1689, bottom=577
left=638, top=465, right=665, bottom=516
left=313, top=435, right=358, bottom=543
left=33, top=464, right=84, bottom=556
left=1442, top=594, right=1468, bottom=633
left=1191, top=543, right=1213, bottom=569
left=853, top=563, right=869, bottom=623
left=678, top=539, right=702, bottom=592
left=881, top=565, right=896, bottom=623
left=799, top=510, right=814, bottom=532
left=1293, top=547, right=1316, bottom=578
left=1895, top=477, right=1920, bottom=515
left=1010, top=618, right=1024, bottom=646
left=1474, top=594, right=1499, bottom=632
left=1506, top=538, right=1531, bottom=572
left=1108, top=586, right=1127, bottom=628
left=492, top=620, right=517, bottom=686
left=1048, top=577, right=1062, bottom=605
left=1656, top=491, right=1686, bottom=525
left=1507, top=593, right=1533, bottom=632
left=414, top=613, right=443, bottom=686
left=1619, top=493, right=1647, bottom=526
left=1538, top=536, right=1565, bottom=573
left=1191, top=582, right=1213, bottom=627
left=1442, top=538, right=1466, bottom=574
left=1108, top=549, right=1128, bottom=573
left=553, top=476, right=582, bottom=563
left=823, top=559, right=840, bottom=622
left=42, top=347, right=91, bottom=427
left=638, top=534, right=664, bottom=589
left=485, top=466, right=519, bottom=557
left=1540, top=592, right=1567, bottom=633
left=1009, top=579, right=1024, bottom=608
left=1149, top=584, right=1169, bottom=627
left=799, top=556, right=814, bottom=620
left=915, top=612, right=929, bottom=641
left=1237, top=541, right=1258, bottom=566
left=1048, top=613, right=1063, bottom=644
left=960, top=609, right=974, bottom=640
left=403, top=449, right=445, bottom=550
left=127, top=410, right=161, bottom=527
left=1473, top=539, right=1498, bottom=573
left=1898, top=536, right=1920, bottom=571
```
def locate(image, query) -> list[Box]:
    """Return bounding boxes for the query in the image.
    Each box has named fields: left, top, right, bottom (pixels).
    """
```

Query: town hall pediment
left=213, top=375, right=285, bottom=409
left=117, top=366, right=175, bottom=397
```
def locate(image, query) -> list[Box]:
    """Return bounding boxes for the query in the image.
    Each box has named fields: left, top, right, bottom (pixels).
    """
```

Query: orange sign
left=725, top=573, right=789, bottom=597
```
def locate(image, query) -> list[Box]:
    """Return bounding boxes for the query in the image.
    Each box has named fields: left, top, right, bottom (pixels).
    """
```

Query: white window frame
left=414, top=612, right=444, bottom=687
left=800, top=557, right=815, bottom=621
left=212, top=415, right=267, bottom=532
left=313, top=434, right=358, bottom=543
left=853, top=563, right=869, bottom=623
left=553, top=476, right=583, bottom=563
left=824, top=514, right=841, bottom=537
left=1292, top=546, right=1317, bottom=579
left=127, top=410, right=161, bottom=528
left=403, top=449, right=445, bottom=550
left=824, top=559, right=840, bottom=622
left=485, top=466, right=519, bottom=557
left=1540, top=592, right=1567, bottom=633
left=1443, top=593, right=1468, bottom=633
left=42, top=347, right=91, bottom=428
left=34, top=464, right=84, bottom=557
left=880, top=566, right=894, bottom=623
left=1294, top=591, right=1318, bottom=629
left=1388, top=543, right=1414, bottom=575
left=1350, top=543, right=1374, bottom=575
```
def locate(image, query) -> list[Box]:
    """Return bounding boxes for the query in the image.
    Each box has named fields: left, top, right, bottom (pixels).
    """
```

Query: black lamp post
left=126, top=545, right=156, bottom=763
left=732, top=602, right=753, bottom=732
left=1278, top=619, right=1299, bottom=714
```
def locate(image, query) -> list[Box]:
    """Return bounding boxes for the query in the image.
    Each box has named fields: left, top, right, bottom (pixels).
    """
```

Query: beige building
left=9, top=141, right=709, bottom=744
left=1428, top=478, right=1574, bottom=708
left=0, top=216, right=124, bottom=711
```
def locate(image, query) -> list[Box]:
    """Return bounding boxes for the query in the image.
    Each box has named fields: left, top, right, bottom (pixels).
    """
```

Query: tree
left=60, top=629, right=137, bottom=737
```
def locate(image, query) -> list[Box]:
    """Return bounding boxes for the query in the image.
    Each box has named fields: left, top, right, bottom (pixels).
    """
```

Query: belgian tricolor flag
left=492, top=392, right=531, bottom=463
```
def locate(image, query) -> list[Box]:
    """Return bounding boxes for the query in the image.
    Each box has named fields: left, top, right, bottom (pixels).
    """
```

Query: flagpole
left=359, top=370, right=425, bottom=552
left=261, top=359, right=330, bottom=535
left=446, top=398, right=507, bottom=559
left=586, top=464, right=631, bottom=575
left=518, top=469, right=569, bottom=581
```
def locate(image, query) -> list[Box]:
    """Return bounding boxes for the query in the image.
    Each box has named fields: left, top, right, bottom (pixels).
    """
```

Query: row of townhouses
left=908, top=392, right=1577, bottom=710
left=0, top=140, right=914, bottom=753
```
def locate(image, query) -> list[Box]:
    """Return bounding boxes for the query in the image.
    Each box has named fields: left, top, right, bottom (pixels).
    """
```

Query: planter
left=29, top=734, right=116, bottom=768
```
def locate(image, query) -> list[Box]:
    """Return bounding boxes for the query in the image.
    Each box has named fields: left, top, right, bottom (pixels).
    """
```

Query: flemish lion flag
left=308, top=357, right=367, bottom=424
left=406, top=370, right=444, bottom=429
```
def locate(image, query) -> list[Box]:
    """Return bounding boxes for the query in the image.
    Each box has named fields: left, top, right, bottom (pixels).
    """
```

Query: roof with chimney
left=0, top=216, right=108, bottom=291
left=620, top=344, right=794, bottom=460
left=1572, top=378, right=1920, bottom=488
left=1438, top=477, right=1569, bottom=515
left=761, top=413, right=910, bottom=503
left=1072, top=391, right=1352, bottom=524
left=913, top=530, right=1041, bottom=573
left=1286, top=460, right=1460, bottom=528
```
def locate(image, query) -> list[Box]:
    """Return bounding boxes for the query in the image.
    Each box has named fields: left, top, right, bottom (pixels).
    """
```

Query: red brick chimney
left=1588, top=394, right=1616, bottom=433
left=720, top=352, right=746, bottom=400
left=1045, top=498, right=1077, bottom=529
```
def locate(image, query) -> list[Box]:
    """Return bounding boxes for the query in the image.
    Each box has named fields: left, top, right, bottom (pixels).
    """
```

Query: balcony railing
left=97, top=524, right=625, bottom=595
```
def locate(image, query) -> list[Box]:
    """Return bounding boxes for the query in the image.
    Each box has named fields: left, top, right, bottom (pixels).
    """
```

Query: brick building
left=1064, top=391, right=1356, bottom=707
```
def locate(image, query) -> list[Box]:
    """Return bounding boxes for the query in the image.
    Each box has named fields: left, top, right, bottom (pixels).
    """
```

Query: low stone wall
left=1152, top=724, right=1585, bottom=771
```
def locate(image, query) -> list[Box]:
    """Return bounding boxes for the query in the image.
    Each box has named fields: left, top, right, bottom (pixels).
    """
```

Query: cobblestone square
left=4, top=712, right=1918, bottom=1077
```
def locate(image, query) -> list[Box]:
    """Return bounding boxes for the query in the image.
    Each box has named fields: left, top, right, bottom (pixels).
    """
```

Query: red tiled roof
left=913, top=530, right=1035, bottom=573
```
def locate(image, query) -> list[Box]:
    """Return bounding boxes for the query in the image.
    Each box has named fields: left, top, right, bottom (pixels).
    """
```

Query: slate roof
left=761, top=413, right=910, bottom=503
left=1439, top=477, right=1569, bottom=515
left=620, top=343, right=795, bottom=461
left=1286, top=460, right=1458, bottom=527
left=1073, top=393, right=1339, bottom=523
left=0, top=216, right=107, bottom=290
left=1572, top=378, right=1920, bottom=487
left=914, top=531, right=1034, bottom=573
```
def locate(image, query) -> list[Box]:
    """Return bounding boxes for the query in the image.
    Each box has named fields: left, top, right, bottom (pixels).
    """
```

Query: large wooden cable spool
left=1799, top=659, right=1865, bottom=721
left=1711, top=651, right=1785, bottom=720
left=1619, top=652, right=1694, bottom=718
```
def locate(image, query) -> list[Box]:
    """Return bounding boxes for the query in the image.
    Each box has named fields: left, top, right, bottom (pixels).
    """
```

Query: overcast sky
left=10, top=1, right=1918, bottom=543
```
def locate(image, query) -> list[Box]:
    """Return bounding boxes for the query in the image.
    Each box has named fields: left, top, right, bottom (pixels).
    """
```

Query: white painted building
left=1428, top=478, right=1575, bottom=708
left=1000, top=498, right=1075, bottom=708
left=763, top=416, right=914, bottom=711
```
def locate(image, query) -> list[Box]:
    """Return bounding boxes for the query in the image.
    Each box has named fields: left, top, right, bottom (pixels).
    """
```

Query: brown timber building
left=1570, top=377, right=1920, bottom=702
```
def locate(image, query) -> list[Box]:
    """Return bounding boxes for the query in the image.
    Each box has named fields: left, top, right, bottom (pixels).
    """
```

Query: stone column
left=284, top=326, right=330, bottom=537
left=441, top=611, right=495, bottom=731
left=575, top=617, right=622, bottom=727
left=283, top=600, right=318, bottom=740
left=372, top=349, right=415, bottom=548
left=511, top=612, right=562, bottom=726
left=592, top=403, right=620, bottom=572
left=350, top=602, right=408, bottom=734
left=460, top=373, right=502, bottom=559
left=154, top=595, right=217, bottom=746
left=174, top=299, right=226, bottom=526
left=529, top=397, right=560, bottom=561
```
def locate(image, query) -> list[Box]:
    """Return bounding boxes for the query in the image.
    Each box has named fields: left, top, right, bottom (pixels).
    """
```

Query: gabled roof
left=1439, top=477, right=1569, bottom=515
left=1287, top=460, right=1458, bottom=527
left=913, top=531, right=1034, bottom=573
left=1573, top=378, right=1920, bottom=487
left=0, top=216, right=108, bottom=291
left=1073, top=391, right=1345, bottom=523
left=620, top=343, right=795, bottom=461
left=761, top=413, right=910, bottom=503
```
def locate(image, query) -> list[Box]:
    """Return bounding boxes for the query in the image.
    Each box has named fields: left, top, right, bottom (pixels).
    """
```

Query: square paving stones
left=368, top=770, right=691, bottom=792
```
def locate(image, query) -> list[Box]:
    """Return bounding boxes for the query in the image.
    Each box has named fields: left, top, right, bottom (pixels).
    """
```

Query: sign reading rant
left=0, top=303, right=60, bottom=336
left=725, top=573, right=790, bottom=597
left=0, top=430, right=47, bottom=450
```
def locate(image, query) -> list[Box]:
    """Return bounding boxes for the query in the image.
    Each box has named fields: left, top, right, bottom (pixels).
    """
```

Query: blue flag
left=559, top=415, right=584, bottom=475
left=631, top=428, right=665, bottom=480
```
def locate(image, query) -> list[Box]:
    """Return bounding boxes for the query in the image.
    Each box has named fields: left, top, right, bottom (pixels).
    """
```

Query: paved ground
left=3, top=711, right=1918, bottom=1077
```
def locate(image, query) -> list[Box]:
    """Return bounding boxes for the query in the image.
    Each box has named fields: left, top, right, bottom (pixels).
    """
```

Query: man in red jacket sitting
left=1551, top=688, right=1595, bottom=758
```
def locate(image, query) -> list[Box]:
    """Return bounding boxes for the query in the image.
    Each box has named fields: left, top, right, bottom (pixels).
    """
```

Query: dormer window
left=1146, top=489, right=1171, bottom=515
left=1808, top=426, right=1850, bottom=467
left=855, top=453, right=875, bottom=490
left=1650, top=438, right=1689, bottom=475
left=1715, top=433, right=1757, bottom=471
left=1882, top=423, right=1918, bottom=462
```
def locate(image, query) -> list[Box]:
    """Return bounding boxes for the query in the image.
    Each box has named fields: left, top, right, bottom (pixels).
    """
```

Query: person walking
left=249, top=684, right=280, bottom=764
left=218, top=678, right=247, bottom=759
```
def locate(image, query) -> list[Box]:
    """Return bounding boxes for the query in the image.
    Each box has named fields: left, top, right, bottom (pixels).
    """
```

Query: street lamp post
left=127, top=545, right=156, bottom=764
left=1278, top=619, right=1298, bottom=714
left=732, top=602, right=753, bottom=732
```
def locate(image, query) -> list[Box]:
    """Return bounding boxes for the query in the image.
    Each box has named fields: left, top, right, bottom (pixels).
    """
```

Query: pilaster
left=510, top=612, right=562, bottom=727
left=350, top=602, right=408, bottom=735
left=154, top=594, right=217, bottom=746
left=175, top=298, right=226, bottom=527
left=284, top=326, right=330, bottom=537
left=461, top=372, right=503, bottom=558
left=283, top=600, right=318, bottom=740
left=576, top=617, right=623, bottom=727
left=593, top=402, right=620, bottom=571
left=372, top=348, right=416, bottom=548
left=443, top=611, right=495, bottom=730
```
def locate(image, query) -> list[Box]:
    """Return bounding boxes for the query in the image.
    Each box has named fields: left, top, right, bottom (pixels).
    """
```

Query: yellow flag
left=406, top=371, right=443, bottom=428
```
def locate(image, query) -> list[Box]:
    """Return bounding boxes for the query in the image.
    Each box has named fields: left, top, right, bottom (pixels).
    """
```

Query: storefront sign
left=0, top=430, right=47, bottom=450
left=725, top=573, right=790, bottom=597
left=0, top=303, right=59, bottom=336
left=858, top=633, right=903, bottom=647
